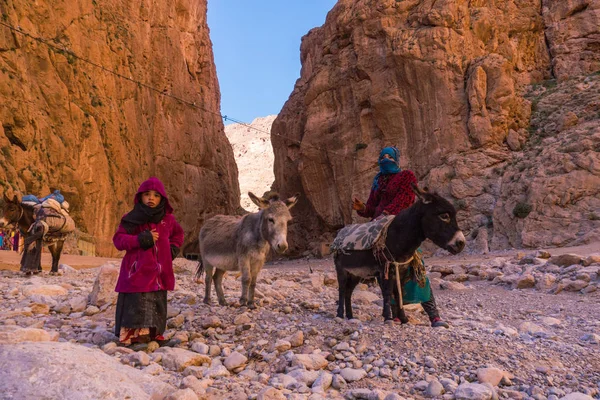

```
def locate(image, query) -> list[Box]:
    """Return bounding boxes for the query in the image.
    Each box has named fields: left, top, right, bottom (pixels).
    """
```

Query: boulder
left=155, top=347, right=211, bottom=372
left=0, top=342, right=174, bottom=399
left=455, top=383, right=494, bottom=400
left=88, top=264, right=119, bottom=307
left=291, top=354, right=328, bottom=370
left=548, top=254, right=582, bottom=267
left=339, top=368, right=367, bottom=382
left=477, top=367, right=507, bottom=386
left=515, top=274, right=535, bottom=289
left=0, top=326, right=59, bottom=344
left=223, top=351, right=248, bottom=372
left=22, top=285, right=68, bottom=297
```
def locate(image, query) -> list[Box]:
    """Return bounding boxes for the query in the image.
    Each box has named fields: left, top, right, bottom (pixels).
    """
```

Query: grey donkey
left=195, top=192, right=299, bottom=308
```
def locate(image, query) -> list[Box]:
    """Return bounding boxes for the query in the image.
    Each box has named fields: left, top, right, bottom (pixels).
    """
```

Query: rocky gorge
left=271, top=0, right=600, bottom=255
left=0, top=0, right=240, bottom=255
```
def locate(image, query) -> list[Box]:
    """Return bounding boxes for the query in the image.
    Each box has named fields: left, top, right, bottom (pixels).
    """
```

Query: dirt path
left=1, top=241, right=597, bottom=272
left=0, top=250, right=120, bottom=271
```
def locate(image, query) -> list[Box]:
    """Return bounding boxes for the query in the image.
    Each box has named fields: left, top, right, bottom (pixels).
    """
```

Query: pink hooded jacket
left=113, top=177, right=184, bottom=293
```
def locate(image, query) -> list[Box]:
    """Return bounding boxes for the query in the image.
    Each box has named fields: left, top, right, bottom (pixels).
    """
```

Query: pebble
left=425, top=380, right=445, bottom=397
left=477, top=367, right=507, bottom=386
left=454, top=383, right=494, bottom=400
left=83, top=306, right=100, bottom=316
left=191, top=341, right=209, bottom=354
left=223, top=351, right=248, bottom=371
left=275, top=339, right=291, bottom=352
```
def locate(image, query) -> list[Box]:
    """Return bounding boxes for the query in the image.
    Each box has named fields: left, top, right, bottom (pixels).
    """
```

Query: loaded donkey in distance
left=331, top=184, right=465, bottom=324
left=1, top=190, right=75, bottom=274
left=195, top=191, right=299, bottom=309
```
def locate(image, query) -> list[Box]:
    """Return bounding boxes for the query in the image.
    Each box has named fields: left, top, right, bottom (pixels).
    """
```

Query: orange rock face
left=0, top=0, right=239, bottom=255
left=272, top=0, right=600, bottom=254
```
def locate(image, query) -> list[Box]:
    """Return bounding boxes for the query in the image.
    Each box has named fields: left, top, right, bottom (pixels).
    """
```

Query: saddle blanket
left=331, top=215, right=395, bottom=253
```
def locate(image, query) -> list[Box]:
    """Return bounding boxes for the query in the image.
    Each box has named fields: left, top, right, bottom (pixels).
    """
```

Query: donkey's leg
left=344, top=275, right=360, bottom=320
left=335, top=261, right=347, bottom=319
left=378, top=274, right=393, bottom=321
left=49, top=241, right=64, bottom=274
left=203, top=261, right=214, bottom=304
left=247, top=262, right=262, bottom=309
left=212, top=268, right=227, bottom=306
left=248, top=264, right=260, bottom=309
left=238, top=258, right=251, bottom=306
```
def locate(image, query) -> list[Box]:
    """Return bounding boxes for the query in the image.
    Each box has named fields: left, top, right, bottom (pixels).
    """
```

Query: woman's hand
left=150, top=229, right=159, bottom=242
left=352, top=198, right=366, bottom=212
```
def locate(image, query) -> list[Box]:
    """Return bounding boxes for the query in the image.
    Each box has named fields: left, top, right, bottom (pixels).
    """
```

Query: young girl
left=113, top=177, right=184, bottom=345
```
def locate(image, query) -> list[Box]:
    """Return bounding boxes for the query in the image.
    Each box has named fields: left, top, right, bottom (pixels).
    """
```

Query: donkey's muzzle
left=275, top=243, right=288, bottom=254
left=0, top=218, right=6, bottom=228
left=446, top=231, right=465, bottom=255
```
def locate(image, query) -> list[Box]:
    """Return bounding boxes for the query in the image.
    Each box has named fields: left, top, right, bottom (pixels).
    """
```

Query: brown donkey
left=0, top=193, right=67, bottom=274
left=195, top=192, right=298, bottom=308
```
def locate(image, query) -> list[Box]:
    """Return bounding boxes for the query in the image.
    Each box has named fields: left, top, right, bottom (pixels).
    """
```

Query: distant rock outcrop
left=272, top=0, right=600, bottom=255
left=0, top=0, right=240, bottom=255
left=225, top=115, right=276, bottom=211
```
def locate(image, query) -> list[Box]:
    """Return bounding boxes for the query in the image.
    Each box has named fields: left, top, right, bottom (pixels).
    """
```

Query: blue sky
left=208, top=1, right=337, bottom=124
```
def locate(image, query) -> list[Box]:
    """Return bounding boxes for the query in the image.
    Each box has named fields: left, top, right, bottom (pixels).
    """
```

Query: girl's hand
left=352, top=198, right=366, bottom=211
left=151, top=229, right=159, bottom=242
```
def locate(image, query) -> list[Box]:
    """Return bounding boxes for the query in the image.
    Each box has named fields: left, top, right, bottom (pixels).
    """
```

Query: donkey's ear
left=411, top=183, right=432, bottom=204
left=285, top=193, right=300, bottom=209
left=13, top=192, right=22, bottom=204
left=3, top=192, right=10, bottom=203
left=248, top=192, right=269, bottom=209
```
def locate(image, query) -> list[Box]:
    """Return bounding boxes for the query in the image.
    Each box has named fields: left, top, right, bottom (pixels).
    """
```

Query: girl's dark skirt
left=114, top=291, right=167, bottom=337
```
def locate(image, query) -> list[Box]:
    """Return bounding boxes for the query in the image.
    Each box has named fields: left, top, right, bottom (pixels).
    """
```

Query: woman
left=353, top=146, right=449, bottom=328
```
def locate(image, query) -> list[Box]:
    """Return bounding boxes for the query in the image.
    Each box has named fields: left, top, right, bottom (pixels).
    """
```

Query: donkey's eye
left=439, top=213, right=451, bottom=223
left=268, top=218, right=275, bottom=224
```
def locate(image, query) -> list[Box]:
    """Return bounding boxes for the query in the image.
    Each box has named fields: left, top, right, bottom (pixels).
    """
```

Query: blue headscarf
left=372, top=146, right=401, bottom=190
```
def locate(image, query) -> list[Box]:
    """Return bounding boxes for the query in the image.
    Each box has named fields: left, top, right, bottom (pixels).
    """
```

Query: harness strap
left=375, top=245, right=414, bottom=280
left=394, top=260, right=403, bottom=310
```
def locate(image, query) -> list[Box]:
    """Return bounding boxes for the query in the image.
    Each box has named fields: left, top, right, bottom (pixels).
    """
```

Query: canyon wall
left=0, top=0, right=240, bottom=255
left=272, top=0, right=600, bottom=255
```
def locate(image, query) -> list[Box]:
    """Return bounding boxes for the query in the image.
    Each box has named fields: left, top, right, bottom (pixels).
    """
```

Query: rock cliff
left=272, top=0, right=600, bottom=255
left=0, top=0, right=240, bottom=255
left=225, top=115, right=276, bottom=211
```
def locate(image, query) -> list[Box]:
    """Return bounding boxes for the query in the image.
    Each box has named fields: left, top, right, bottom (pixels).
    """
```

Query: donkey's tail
left=194, top=260, right=204, bottom=281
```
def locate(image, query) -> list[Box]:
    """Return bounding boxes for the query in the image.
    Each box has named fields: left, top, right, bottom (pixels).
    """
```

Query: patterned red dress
left=357, top=170, right=418, bottom=219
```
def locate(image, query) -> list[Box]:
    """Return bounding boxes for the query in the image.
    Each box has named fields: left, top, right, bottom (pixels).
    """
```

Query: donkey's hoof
left=247, top=302, right=257, bottom=310
left=203, top=298, right=211, bottom=305
left=218, top=300, right=227, bottom=306
left=384, top=319, right=394, bottom=326
left=239, top=299, right=247, bottom=306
